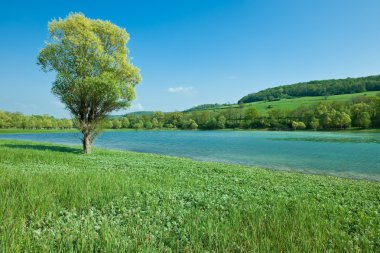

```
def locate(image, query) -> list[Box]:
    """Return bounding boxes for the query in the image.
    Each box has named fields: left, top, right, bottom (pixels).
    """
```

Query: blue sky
left=1, top=0, right=380, bottom=117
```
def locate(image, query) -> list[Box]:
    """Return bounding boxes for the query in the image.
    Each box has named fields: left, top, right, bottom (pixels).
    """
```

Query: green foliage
left=0, top=139, right=379, bottom=252
left=121, top=117, right=130, bottom=128
left=144, top=121, right=153, bottom=129
left=351, top=103, right=372, bottom=128
left=189, top=120, right=198, bottom=130
left=37, top=13, right=141, bottom=153
left=2, top=93, right=380, bottom=132
left=357, top=112, right=371, bottom=129
left=111, top=118, right=122, bottom=129
left=133, top=120, right=144, bottom=129
left=239, top=75, right=380, bottom=103
left=0, top=111, right=73, bottom=130
left=310, top=118, right=320, bottom=130
left=217, top=115, right=226, bottom=129
left=291, top=121, right=306, bottom=130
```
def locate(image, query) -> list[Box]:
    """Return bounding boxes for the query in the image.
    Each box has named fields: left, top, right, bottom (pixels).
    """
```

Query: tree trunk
left=83, top=132, right=92, bottom=154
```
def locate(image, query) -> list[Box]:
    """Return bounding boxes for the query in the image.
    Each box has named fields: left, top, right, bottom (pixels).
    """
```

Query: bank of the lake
left=1, top=130, right=379, bottom=180
left=0, top=139, right=379, bottom=252
left=1, top=127, right=380, bottom=134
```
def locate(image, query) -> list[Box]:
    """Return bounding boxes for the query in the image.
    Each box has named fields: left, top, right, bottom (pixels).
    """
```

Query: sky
left=1, top=0, right=380, bottom=118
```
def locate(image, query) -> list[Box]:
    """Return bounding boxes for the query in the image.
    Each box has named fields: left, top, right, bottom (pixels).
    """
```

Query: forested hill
left=238, top=75, right=380, bottom=104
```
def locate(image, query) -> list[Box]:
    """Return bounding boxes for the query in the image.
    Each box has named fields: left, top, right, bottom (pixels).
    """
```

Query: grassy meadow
left=0, top=139, right=379, bottom=252
left=196, top=91, right=379, bottom=114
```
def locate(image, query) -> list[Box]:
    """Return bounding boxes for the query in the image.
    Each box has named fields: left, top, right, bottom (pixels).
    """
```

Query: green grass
left=197, top=91, right=379, bottom=114
left=0, top=139, right=379, bottom=252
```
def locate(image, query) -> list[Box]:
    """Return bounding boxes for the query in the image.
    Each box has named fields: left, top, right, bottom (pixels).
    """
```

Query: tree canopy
left=37, top=13, right=141, bottom=154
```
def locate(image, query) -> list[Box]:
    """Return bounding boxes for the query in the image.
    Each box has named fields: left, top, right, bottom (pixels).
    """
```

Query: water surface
left=1, top=131, right=379, bottom=180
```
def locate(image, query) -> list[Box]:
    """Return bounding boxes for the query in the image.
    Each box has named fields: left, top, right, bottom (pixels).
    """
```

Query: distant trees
left=351, top=103, right=372, bottom=128
left=121, top=117, right=130, bottom=128
left=244, top=108, right=259, bottom=128
left=112, top=118, right=122, bottom=129
left=239, top=75, right=380, bottom=103
left=310, top=118, right=319, bottom=130
left=105, top=94, right=380, bottom=131
left=0, top=111, right=11, bottom=128
left=292, top=121, right=306, bottom=130
left=189, top=120, right=198, bottom=130
left=0, top=111, right=73, bottom=129
left=2, top=94, right=380, bottom=132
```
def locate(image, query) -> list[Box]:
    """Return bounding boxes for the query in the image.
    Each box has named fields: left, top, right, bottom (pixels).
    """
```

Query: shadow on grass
left=2, top=144, right=82, bottom=154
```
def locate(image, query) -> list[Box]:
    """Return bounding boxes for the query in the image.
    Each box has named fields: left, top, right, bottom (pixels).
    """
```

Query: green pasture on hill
left=194, top=91, right=379, bottom=114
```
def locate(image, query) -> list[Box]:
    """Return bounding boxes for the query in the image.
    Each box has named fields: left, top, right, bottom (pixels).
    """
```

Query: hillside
left=106, top=91, right=380, bottom=131
left=124, top=111, right=154, bottom=116
left=187, top=91, right=379, bottom=115
left=108, top=111, right=154, bottom=118
left=184, top=103, right=231, bottom=112
left=239, top=75, right=380, bottom=103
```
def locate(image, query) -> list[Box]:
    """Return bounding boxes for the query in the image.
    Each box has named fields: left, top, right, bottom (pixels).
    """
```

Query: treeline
left=2, top=94, right=380, bottom=131
left=0, top=111, right=73, bottom=129
left=239, top=75, right=380, bottom=103
left=105, top=94, right=380, bottom=130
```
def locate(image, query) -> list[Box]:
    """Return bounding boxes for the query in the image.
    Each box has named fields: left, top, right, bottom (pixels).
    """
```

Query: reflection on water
left=1, top=130, right=379, bottom=180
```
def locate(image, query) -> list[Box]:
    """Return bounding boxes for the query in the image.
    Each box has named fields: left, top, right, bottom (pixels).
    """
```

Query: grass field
left=0, top=139, right=379, bottom=252
left=194, top=91, right=380, bottom=114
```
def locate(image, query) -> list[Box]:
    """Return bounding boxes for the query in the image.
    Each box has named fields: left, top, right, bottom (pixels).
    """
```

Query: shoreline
left=0, top=138, right=378, bottom=182
left=1, top=127, right=380, bottom=135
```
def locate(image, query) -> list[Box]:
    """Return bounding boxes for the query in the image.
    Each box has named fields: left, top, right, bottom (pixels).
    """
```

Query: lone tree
left=38, top=13, right=141, bottom=154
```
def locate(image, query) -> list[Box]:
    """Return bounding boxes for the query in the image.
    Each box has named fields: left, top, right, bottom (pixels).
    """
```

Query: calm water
left=1, top=131, right=380, bottom=180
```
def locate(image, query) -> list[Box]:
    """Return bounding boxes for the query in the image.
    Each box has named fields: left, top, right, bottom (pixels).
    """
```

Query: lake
left=1, top=130, right=379, bottom=180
